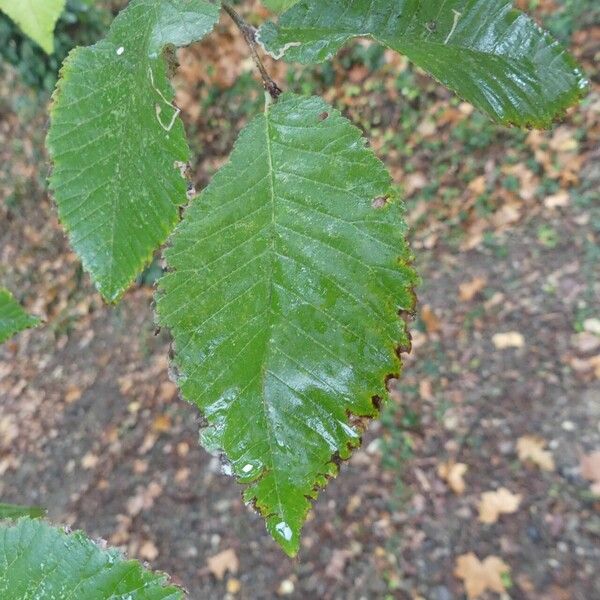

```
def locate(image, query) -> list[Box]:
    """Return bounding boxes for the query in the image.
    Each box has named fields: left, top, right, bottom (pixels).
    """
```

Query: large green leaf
left=0, top=0, right=65, bottom=53
left=0, top=518, right=183, bottom=599
left=0, top=503, right=45, bottom=520
left=47, top=0, right=221, bottom=303
left=0, top=288, right=40, bottom=344
left=157, top=93, right=417, bottom=556
left=258, top=0, right=588, bottom=128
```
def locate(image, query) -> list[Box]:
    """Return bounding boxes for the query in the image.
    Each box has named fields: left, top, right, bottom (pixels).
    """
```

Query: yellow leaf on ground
left=492, top=331, right=524, bottom=349
left=517, top=436, right=555, bottom=471
left=421, top=304, right=441, bottom=334
left=544, top=190, right=569, bottom=209
left=437, top=461, right=468, bottom=495
left=139, top=540, right=159, bottom=561
left=207, top=548, right=239, bottom=581
left=580, top=451, right=600, bottom=496
left=478, top=488, right=522, bottom=524
left=226, top=578, right=241, bottom=594
left=151, top=414, right=172, bottom=433
left=459, top=277, right=487, bottom=302
left=583, top=318, right=600, bottom=336
left=455, top=553, right=510, bottom=599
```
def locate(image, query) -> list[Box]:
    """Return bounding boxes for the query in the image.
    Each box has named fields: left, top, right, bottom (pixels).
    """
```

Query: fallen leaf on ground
left=207, top=548, right=239, bottom=581
left=151, top=414, right=172, bottom=433
left=81, top=452, right=99, bottom=470
left=421, top=305, right=441, bottom=334
left=226, top=578, right=241, bottom=594
left=454, top=553, right=510, bottom=599
left=517, top=436, right=555, bottom=471
left=580, top=451, right=600, bottom=495
left=478, top=487, right=522, bottom=524
left=65, top=385, right=82, bottom=404
left=571, top=332, right=600, bottom=354
left=459, top=277, right=487, bottom=302
left=126, top=482, right=163, bottom=517
left=139, top=540, right=159, bottom=561
left=492, top=332, right=524, bottom=349
left=544, top=190, right=569, bottom=209
left=437, top=461, right=468, bottom=495
left=583, top=318, right=600, bottom=336
left=325, top=549, right=353, bottom=580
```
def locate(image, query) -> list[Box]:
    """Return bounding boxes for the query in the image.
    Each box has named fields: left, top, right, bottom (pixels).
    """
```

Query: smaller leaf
left=0, top=518, right=183, bottom=599
left=516, top=435, right=555, bottom=471
left=0, top=503, right=46, bottom=520
left=492, top=331, right=524, bottom=349
left=0, top=0, right=65, bottom=53
left=0, top=288, right=40, bottom=344
left=207, top=548, right=239, bottom=581
left=454, top=553, right=511, bottom=599
left=437, top=461, right=468, bottom=495
left=478, top=487, right=521, bottom=524
left=579, top=451, right=600, bottom=496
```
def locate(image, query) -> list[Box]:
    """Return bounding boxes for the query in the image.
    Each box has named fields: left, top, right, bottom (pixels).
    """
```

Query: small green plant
left=0, top=288, right=40, bottom=344
left=0, top=0, right=588, bottom=564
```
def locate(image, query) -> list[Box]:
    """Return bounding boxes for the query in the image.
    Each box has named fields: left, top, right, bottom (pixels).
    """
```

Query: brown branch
left=222, top=2, right=282, bottom=100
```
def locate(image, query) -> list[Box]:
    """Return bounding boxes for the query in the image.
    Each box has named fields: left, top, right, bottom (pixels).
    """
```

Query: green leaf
left=258, top=0, right=588, bottom=128
left=261, top=0, right=299, bottom=13
left=0, top=518, right=183, bottom=599
left=47, top=0, right=221, bottom=303
left=0, top=503, right=45, bottom=520
left=157, top=93, right=417, bottom=556
left=0, top=288, right=40, bottom=344
left=0, top=0, right=65, bottom=53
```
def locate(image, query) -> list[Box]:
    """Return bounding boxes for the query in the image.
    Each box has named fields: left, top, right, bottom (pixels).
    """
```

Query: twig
left=222, top=2, right=282, bottom=99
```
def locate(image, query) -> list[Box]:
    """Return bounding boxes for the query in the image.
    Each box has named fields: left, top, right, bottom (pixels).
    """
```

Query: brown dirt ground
left=1, top=4, right=599, bottom=599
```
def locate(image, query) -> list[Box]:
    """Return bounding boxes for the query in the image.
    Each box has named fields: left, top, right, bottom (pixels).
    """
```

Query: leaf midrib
left=261, top=96, right=286, bottom=520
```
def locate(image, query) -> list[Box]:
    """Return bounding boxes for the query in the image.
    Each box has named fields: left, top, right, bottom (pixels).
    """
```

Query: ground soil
left=0, top=4, right=599, bottom=599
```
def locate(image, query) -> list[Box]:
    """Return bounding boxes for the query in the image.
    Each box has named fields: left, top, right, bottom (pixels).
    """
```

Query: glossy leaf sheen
left=259, top=0, right=588, bottom=127
left=47, top=0, right=221, bottom=302
left=0, top=288, right=40, bottom=344
left=0, top=518, right=182, bottom=599
left=0, top=0, right=65, bottom=53
left=158, top=93, right=416, bottom=555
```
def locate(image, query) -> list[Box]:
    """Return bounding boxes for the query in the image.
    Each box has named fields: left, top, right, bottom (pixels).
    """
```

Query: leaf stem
left=222, top=2, right=282, bottom=100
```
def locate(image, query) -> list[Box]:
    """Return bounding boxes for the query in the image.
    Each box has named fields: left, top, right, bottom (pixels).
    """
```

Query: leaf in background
left=0, top=503, right=45, bottom=520
left=0, top=288, right=40, bottom=344
left=47, top=0, right=221, bottom=303
left=158, top=93, right=417, bottom=555
left=261, top=0, right=298, bottom=13
left=0, top=518, right=183, bottom=599
left=259, top=0, right=588, bottom=127
left=0, top=0, right=65, bottom=53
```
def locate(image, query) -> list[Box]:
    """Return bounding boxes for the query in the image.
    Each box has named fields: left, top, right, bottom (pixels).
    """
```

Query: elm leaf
left=259, top=0, right=588, bottom=127
left=47, top=0, right=221, bottom=302
left=157, top=93, right=417, bottom=555
left=0, top=518, right=183, bottom=599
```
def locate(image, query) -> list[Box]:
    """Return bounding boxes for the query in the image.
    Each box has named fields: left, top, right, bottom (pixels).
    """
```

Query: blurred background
left=0, top=1, right=598, bottom=598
